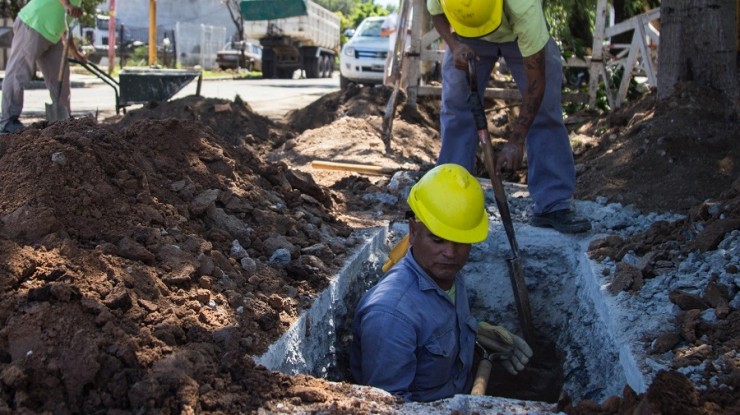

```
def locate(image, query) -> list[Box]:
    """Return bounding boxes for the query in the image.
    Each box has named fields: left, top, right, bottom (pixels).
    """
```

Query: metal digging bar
left=380, top=0, right=411, bottom=152
left=467, top=58, right=535, bottom=345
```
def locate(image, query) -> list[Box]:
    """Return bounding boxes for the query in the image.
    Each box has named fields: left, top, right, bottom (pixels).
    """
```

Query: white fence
left=175, top=21, right=226, bottom=69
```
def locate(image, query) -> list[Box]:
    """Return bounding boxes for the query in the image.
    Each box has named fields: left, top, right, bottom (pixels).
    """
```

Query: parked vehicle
left=216, top=41, right=263, bottom=71
left=339, top=16, right=388, bottom=89
left=240, top=0, right=340, bottom=79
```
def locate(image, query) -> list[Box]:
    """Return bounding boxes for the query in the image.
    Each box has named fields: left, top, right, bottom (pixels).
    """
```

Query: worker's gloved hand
left=476, top=321, right=533, bottom=375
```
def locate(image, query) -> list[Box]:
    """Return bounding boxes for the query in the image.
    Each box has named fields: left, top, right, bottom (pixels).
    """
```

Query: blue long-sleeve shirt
left=349, top=251, right=477, bottom=402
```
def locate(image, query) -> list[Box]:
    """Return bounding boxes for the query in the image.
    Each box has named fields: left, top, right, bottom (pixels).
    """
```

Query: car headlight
left=343, top=47, right=355, bottom=57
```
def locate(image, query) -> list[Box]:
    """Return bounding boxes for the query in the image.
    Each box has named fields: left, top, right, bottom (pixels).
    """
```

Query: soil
left=0, top=78, right=738, bottom=414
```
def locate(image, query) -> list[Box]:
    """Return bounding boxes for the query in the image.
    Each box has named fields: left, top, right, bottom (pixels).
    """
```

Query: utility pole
left=148, top=0, right=156, bottom=65
left=108, top=0, right=116, bottom=73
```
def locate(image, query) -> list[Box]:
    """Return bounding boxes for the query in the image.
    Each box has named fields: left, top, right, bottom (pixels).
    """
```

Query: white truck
left=240, top=0, right=340, bottom=79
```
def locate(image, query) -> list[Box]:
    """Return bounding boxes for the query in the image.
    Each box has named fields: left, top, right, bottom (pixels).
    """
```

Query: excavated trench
left=254, top=217, right=651, bottom=412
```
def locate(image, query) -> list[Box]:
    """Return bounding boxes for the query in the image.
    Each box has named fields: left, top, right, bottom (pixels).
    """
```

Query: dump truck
left=240, top=0, right=340, bottom=79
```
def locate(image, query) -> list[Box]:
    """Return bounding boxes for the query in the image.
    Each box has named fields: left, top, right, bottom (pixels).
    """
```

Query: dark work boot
left=1, top=117, right=26, bottom=134
left=531, top=209, right=592, bottom=233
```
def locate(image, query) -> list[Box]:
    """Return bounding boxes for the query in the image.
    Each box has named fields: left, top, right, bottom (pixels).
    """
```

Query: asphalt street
left=8, top=70, right=341, bottom=124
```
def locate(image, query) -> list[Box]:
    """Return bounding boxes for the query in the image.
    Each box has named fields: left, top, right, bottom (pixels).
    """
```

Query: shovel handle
left=467, top=58, right=535, bottom=345
left=471, top=358, right=493, bottom=395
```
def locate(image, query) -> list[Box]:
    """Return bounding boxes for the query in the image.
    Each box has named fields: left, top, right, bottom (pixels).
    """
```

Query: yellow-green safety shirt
left=18, top=0, right=82, bottom=43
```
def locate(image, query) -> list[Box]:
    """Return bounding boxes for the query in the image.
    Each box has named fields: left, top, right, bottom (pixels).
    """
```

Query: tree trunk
left=658, top=0, right=738, bottom=116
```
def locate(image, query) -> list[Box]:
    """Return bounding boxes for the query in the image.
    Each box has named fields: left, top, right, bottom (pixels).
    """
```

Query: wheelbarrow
left=69, top=58, right=203, bottom=114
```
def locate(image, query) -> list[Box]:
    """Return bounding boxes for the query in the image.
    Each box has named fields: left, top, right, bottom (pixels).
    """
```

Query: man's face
left=408, top=218, right=472, bottom=288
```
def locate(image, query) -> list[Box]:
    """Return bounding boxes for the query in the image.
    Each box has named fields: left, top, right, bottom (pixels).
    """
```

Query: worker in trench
left=429, top=0, right=591, bottom=234
left=349, top=164, right=532, bottom=402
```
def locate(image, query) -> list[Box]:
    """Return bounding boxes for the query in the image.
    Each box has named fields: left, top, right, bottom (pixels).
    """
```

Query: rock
left=704, top=280, right=731, bottom=319
left=117, top=236, right=155, bottom=264
left=103, top=286, right=133, bottom=311
left=269, top=248, right=291, bottom=268
left=677, top=309, right=702, bottom=342
left=190, top=189, right=220, bottom=216
left=673, top=344, right=713, bottom=368
left=669, top=290, right=709, bottom=311
left=240, top=256, right=257, bottom=275
left=158, top=244, right=198, bottom=286
left=690, top=218, right=740, bottom=252
left=285, top=169, right=332, bottom=208
left=608, top=262, right=643, bottom=294
left=651, top=332, right=681, bottom=354
left=230, top=239, right=249, bottom=259
left=264, top=234, right=297, bottom=256
left=206, top=206, right=252, bottom=242
left=301, top=243, right=335, bottom=263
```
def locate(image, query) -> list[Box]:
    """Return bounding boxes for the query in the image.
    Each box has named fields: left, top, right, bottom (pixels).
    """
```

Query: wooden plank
left=311, top=160, right=396, bottom=176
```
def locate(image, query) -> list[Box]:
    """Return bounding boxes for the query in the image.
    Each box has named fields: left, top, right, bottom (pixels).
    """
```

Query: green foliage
left=347, top=1, right=389, bottom=30
left=544, top=0, right=598, bottom=58
left=313, top=0, right=361, bottom=16
left=334, top=1, right=391, bottom=45
left=544, top=0, right=659, bottom=59
left=127, top=44, right=150, bottom=67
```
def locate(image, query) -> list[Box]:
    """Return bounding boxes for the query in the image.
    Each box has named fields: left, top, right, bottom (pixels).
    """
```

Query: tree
left=657, top=0, right=739, bottom=116
left=314, top=0, right=362, bottom=16
left=222, top=0, right=244, bottom=42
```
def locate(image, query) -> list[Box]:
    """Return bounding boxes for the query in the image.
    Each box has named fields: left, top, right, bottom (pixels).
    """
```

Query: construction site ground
left=0, top=78, right=738, bottom=414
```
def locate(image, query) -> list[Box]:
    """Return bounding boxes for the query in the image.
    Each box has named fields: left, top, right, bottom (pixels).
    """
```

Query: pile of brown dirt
left=0, top=80, right=738, bottom=414
left=0, top=107, right=400, bottom=414
left=573, top=83, right=739, bottom=213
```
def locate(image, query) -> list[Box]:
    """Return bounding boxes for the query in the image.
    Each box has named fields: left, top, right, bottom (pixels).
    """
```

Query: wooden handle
left=310, top=160, right=395, bottom=176
left=471, top=358, right=493, bottom=395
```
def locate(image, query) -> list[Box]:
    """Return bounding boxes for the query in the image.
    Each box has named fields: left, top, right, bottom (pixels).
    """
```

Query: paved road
left=17, top=72, right=341, bottom=123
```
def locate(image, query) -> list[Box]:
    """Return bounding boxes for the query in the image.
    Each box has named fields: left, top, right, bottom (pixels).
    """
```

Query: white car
left=339, top=16, right=388, bottom=89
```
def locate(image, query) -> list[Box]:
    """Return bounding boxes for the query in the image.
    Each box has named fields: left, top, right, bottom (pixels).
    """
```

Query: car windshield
left=355, top=18, right=384, bottom=37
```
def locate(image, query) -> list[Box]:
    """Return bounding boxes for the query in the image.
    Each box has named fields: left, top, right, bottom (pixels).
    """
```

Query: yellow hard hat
left=440, top=0, right=503, bottom=38
left=407, top=164, right=488, bottom=244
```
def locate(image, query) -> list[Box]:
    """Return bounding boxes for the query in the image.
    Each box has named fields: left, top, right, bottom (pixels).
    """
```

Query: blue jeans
left=437, top=37, right=575, bottom=215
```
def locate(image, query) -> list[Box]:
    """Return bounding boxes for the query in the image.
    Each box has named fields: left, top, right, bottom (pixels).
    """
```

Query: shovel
left=466, top=58, right=535, bottom=345
left=45, top=25, right=72, bottom=123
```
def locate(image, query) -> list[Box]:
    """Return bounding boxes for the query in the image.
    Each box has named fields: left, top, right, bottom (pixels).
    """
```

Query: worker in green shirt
left=1, top=0, right=86, bottom=134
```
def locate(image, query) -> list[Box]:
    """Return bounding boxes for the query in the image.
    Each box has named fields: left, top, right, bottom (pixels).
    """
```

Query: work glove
left=476, top=321, right=533, bottom=375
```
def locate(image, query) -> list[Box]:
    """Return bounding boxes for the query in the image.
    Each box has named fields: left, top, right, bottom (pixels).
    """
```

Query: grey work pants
left=1, top=18, right=70, bottom=124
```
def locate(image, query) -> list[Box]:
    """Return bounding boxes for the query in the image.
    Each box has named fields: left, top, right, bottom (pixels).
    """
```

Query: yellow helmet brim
left=440, top=0, right=503, bottom=39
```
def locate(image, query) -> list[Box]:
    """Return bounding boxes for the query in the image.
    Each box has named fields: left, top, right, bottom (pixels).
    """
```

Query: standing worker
left=0, top=0, right=86, bottom=134
left=350, top=164, right=532, bottom=402
left=428, top=0, right=591, bottom=233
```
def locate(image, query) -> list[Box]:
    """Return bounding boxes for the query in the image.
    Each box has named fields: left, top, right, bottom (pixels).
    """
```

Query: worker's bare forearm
left=431, top=14, right=459, bottom=52
left=59, top=0, right=83, bottom=18
left=511, top=49, right=546, bottom=145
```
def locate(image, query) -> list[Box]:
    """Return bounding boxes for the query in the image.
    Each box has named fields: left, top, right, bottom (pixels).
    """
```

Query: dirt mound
left=287, top=84, right=439, bottom=134
left=118, top=95, right=284, bottom=151
left=573, top=83, right=740, bottom=214
left=0, top=111, right=387, bottom=413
